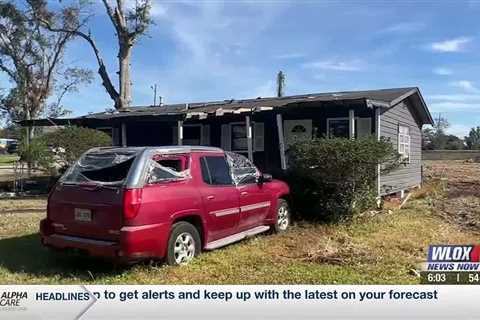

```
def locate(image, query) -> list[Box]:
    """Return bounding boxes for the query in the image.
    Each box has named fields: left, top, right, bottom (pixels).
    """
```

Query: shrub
left=19, top=126, right=111, bottom=175
left=18, top=137, right=52, bottom=171
left=286, top=137, right=400, bottom=222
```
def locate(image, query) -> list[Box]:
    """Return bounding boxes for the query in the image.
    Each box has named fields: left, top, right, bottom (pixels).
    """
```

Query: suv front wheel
left=166, top=222, right=201, bottom=265
left=273, top=199, right=290, bottom=233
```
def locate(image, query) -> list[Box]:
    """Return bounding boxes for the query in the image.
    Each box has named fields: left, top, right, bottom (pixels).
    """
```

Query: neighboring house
left=23, top=87, right=433, bottom=196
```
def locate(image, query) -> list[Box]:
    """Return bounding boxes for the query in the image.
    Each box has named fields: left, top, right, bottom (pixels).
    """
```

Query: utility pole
left=150, top=84, right=157, bottom=106
left=276, top=71, right=285, bottom=97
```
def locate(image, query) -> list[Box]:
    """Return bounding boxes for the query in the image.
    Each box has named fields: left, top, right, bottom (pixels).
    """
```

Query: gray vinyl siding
left=379, top=100, right=422, bottom=195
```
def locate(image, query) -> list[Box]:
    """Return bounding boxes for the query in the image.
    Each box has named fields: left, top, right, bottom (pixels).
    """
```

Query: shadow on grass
left=0, top=233, right=134, bottom=282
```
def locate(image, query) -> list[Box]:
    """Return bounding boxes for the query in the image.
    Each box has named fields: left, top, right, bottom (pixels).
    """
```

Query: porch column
left=349, top=109, right=355, bottom=139
left=121, top=123, right=127, bottom=147
left=245, top=115, right=253, bottom=161
left=276, top=114, right=287, bottom=170
left=375, top=107, right=381, bottom=197
left=177, top=120, right=183, bottom=145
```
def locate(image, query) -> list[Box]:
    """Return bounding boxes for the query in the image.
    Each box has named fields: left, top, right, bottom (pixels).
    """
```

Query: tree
left=422, top=114, right=465, bottom=150
left=37, top=0, right=153, bottom=110
left=465, top=127, right=480, bottom=150
left=0, top=0, right=92, bottom=139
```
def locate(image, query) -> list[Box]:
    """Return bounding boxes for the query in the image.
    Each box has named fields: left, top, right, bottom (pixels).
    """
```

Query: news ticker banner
left=0, top=285, right=479, bottom=319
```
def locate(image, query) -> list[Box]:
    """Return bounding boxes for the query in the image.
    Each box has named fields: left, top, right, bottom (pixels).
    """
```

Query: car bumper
left=40, top=219, right=170, bottom=261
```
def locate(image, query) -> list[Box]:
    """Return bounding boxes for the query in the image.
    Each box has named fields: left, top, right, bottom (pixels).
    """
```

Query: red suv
left=40, top=146, right=290, bottom=265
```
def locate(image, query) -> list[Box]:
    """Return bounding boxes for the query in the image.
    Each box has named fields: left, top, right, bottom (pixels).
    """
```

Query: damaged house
left=23, top=87, right=433, bottom=197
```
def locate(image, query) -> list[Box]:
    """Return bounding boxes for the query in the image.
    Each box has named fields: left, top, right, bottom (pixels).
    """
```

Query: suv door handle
left=206, top=195, right=215, bottom=200
left=240, top=191, right=248, bottom=197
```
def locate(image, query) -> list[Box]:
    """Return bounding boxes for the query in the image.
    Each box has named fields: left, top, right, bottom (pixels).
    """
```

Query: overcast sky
left=5, top=0, right=480, bottom=137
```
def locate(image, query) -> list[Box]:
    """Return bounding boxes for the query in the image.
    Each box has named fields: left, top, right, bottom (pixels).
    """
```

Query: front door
left=198, top=155, right=240, bottom=241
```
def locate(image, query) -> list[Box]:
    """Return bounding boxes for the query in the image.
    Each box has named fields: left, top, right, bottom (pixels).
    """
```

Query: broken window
left=225, top=151, right=259, bottom=185
left=61, top=150, right=139, bottom=185
left=146, top=155, right=190, bottom=184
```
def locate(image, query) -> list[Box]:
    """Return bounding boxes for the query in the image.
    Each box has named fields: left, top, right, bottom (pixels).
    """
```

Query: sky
left=4, top=0, right=480, bottom=137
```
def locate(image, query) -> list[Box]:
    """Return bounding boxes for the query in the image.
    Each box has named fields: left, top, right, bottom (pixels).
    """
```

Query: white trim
left=246, top=115, right=253, bottom=161
left=349, top=109, right=355, bottom=139
left=210, top=207, right=240, bottom=217
left=177, top=120, right=183, bottom=145
left=375, top=107, right=381, bottom=197
left=209, top=200, right=271, bottom=217
left=241, top=201, right=271, bottom=212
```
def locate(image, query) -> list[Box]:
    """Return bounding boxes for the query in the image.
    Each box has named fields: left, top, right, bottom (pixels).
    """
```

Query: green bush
left=18, top=138, right=52, bottom=171
left=38, top=126, right=112, bottom=168
left=286, top=137, right=400, bottom=222
left=19, top=126, right=111, bottom=175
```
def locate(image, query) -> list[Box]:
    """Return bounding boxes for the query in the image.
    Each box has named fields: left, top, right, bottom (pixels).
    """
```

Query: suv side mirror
left=258, top=173, right=273, bottom=184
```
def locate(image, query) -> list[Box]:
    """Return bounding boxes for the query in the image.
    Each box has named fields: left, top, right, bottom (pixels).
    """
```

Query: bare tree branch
left=39, top=18, right=120, bottom=104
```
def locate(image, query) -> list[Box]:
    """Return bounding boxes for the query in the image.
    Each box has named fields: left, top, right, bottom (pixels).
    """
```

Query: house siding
left=379, top=99, right=422, bottom=195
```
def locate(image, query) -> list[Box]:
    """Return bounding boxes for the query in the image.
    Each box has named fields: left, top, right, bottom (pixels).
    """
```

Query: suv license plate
left=74, top=208, right=92, bottom=222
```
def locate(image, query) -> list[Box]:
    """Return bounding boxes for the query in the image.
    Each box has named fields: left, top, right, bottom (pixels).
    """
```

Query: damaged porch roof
left=20, top=87, right=434, bottom=126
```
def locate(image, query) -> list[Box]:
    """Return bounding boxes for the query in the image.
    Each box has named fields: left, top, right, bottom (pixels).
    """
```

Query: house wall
left=379, top=99, right=423, bottom=195
left=96, top=103, right=376, bottom=178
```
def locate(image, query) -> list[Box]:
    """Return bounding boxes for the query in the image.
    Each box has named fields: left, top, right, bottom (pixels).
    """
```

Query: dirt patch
left=423, top=160, right=480, bottom=233
left=274, top=226, right=381, bottom=265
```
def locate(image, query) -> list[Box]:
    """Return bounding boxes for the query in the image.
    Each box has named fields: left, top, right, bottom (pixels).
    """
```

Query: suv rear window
left=61, top=149, right=139, bottom=185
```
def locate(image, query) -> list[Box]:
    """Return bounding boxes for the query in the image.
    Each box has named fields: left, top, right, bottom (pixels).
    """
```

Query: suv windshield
left=61, top=149, right=140, bottom=185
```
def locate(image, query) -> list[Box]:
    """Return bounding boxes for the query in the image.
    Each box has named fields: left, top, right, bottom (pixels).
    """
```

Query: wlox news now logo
left=426, top=245, right=480, bottom=271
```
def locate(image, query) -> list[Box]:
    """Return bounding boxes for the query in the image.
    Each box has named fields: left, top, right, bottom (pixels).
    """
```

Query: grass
left=0, top=183, right=478, bottom=285
left=0, top=154, right=18, bottom=165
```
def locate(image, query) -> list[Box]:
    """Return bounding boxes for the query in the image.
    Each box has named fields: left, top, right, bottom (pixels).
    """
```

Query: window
left=226, top=152, right=259, bottom=185
left=200, top=156, right=233, bottom=185
left=398, top=125, right=410, bottom=162
left=327, top=118, right=372, bottom=138
left=231, top=123, right=248, bottom=152
left=183, top=125, right=201, bottom=145
left=61, top=150, right=139, bottom=184
left=221, top=122, right=264, bottom=152
left=147, top=155, right=190, bottom=184
left=327, top=119, right=349, bottom=138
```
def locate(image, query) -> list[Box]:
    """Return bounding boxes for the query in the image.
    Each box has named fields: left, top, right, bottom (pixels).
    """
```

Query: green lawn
left=0, top=184, right=477, bottom=284
left=0, top=154, right=18, bottom=165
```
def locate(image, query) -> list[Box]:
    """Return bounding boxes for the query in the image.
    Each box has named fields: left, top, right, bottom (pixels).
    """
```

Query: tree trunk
left=25, top=108, right=33, bottom=177
left=118, top=42, right=132, bottom=110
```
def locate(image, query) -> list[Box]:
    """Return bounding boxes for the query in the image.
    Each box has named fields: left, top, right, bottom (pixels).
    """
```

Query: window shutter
left=112, top=127, right=120, bottom=146
left=356, top=118, right=372, bottom=137
left=221, top=124, right=231, bottom=150
left=201, top=125, right=210, bottom=146
left=172, top=125, right=178, bottom=145
left=254, top=122, right=264, bottom=152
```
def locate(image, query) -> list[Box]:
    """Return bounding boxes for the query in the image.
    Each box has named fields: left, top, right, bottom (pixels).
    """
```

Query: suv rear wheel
left=166, top=222, right=201, bottom=265
left=273, top=199, right=290, bottom=233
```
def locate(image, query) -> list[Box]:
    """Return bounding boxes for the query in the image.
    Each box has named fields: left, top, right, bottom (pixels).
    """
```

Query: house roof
left=20, top=87, right=434, bottom=126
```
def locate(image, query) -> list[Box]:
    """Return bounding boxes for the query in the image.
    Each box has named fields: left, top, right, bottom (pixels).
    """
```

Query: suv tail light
left=123, top=188, right=143, bottom=220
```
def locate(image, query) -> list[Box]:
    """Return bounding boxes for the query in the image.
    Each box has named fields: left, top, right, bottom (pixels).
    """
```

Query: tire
left=273, top=199, right=290, bottom=233
left=166, top=222, right=201, bottom=266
